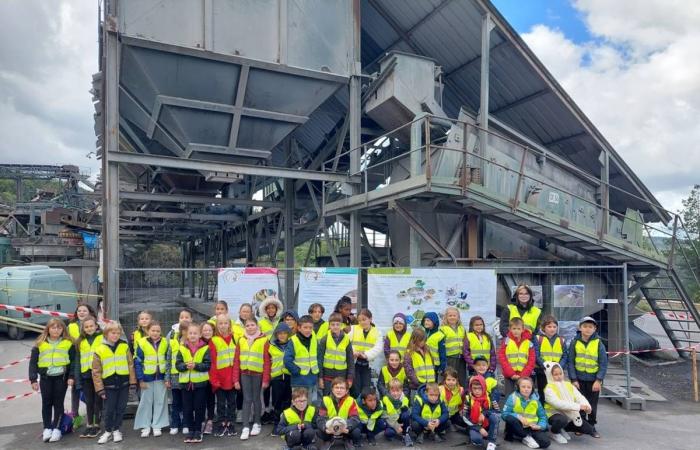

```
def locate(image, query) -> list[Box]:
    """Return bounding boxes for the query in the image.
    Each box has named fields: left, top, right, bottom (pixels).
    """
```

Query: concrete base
left=609, top=395, right=646, bottom=411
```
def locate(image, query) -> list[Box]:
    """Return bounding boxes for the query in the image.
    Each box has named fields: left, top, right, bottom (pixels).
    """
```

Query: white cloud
left=0, top=0, right=100, bottom=178
left=522, top=1, right=700, bottom=214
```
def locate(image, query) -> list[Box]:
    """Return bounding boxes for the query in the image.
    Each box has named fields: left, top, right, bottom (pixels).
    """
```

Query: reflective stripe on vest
left=380, top=366, right=406, bottom=385
left=382, top=395, right=409, bottom=420
left=467, top=332, right=492, bottom=361
left=323, top=395, right=355, bottom=419
left=211, top=335, right=236, bottom=369
left=282, top=405, right=316, bottom=427
left=508, top=304, right=541, bottom=332
left=269, top=343, right=290, bottom=378
left=38, top=339, right=72, bottom=368
left=358, top=402, right=384, bottom=430
left=351, top=325, right=379, bottom=352
left=513, top=396, right=539, bottom=424
left=259, top=317, right=278, bottom=340
left=239, top=336, right=266, bottom=373
left=132, top=329, right=145, bottom=351
left=178, top=345, right=209, bottom=383
left=410, top=351, right=435, bottom=384
left=439, top=385, right=464, bottom=416
left=440, top=325, right=465, bottom=357
left=79, top=334, right=103, bottom=373
left=386, top=329, right=411, bottom=358
left=169, top=337, right=180, bottom=375
left=323, top=333, right=350, bottom=370
left=290, top=335, right=319, bottom=375
left=544, top=382, right=575, bottom=417
left=574, top=339, right=599, bottom=374
left=138, top=336, right=167, bottom=375
left=426, top=330, right=445, bottom=363
left=96, top=342, right=130, bottom=377
left=538, top=336, right=564, bottom=362
left=414, top=395, right=443, bottom=420
left=505, top=337, right=530, bottom=372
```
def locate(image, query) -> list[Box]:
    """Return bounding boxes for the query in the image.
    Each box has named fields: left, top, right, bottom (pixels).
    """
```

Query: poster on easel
left=217, top=267, right=280, bottom=318
left=297, top=268, right=359, bottom=318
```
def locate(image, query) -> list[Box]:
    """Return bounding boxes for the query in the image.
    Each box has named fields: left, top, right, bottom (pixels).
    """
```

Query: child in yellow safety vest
left=439, top=367, right=467, bottom=431
left=357, top=387, right=388, bottom=445
left=68, top=303, right=98, bottom=418
left=543, top=361, right=595, bottom=444
left=93, top=321, right=137, bottom=445
left=316, top=377, right=362, bottom=448
left=350, top=308, right=382, bottom=397
left=165, top=308, right=192, bottom=436
left=421, top=312, right=446, bottom=377
left=130, top=310, right=153, bottom=354
left=269, top=322, right=293, bottom=435
left=278, top=387, right=318, bottom=449
left=410, top=382, right=449, bottom=444
left=73, top=316, right=103, bottom=438
left=209, top=314, right=237, bottom=437
left=404, top=327, right=436, bottom=391
left=566, top=316, right=606, bottom=436
left=233, top=317, right=271, bottom=441
left=29, top=318, right=77, bottom=443
left=284, top=315, right=320, bottom=402
left=535, top=315, right=568, bottom=401
left=309, top=302, right=329, bottom=341
left=441, top=307, right=467, bottom=385
left=207, top=300, right=237, bottom=336
left=200, top=322, right=216, bottom=434
left=498, top=317, right=536, bottom=398
left=377, top=350, right=408, bottom=398
left=500, top=283, right=542, bottom=340
left=463, top=375, right=500, bottom=450
left=502, top=377, right=550, bottom=449
left=258, top=296, right=283, bottom=340
left=383, top=312, right=411, bottom=360
left=318, top=312, right=355, bottom=396
left=463, top=315, right=496, bottom=375
left=175, top=322, right=212, bottom=444
left=381, top=378, right=413, bottom=447
left=134, top=321, right=170, bottom=437
left=473, top=355, right=501, bottom=406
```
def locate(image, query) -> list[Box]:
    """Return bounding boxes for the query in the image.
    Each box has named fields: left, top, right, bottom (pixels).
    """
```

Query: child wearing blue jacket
left=410, top=382, right=449, bottom=444
left=134, top=321, right=170, bottom=437
left=502, top=377, right=550, bottom=448
left=283, top=315, right=319, bottom=402
left=567, top=316, right=607, bottom=437
left=421, top=312, right=446, bottom=378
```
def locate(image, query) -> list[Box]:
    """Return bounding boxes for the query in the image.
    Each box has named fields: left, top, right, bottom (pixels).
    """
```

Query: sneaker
left=182, top=427, right=190, bottom=435
left=590, top=427, right=600, bottom=438
left=227, top=425, right=238, bottom=437
left=88, top=427, right=100, bottom=438
left=550, top=433, right=567, bottom=444
left=204, top=420, right=213, bottom=435
left=97, top=431, right=112, bottom=444
left=435, top=432, right=446, bottom=443
left=170, top=427, right=179, bottom=436
left=261, top=411, right=273, bottom=425
left=141, top=428, right=151, bottom=438
left=192, top=432, right=203, bottom=443
left=42, top=428, right=52, bottom=442
left=80, top=426, right=92, bottom=438
left=414, top=433, right=424, bottom=445
left=522, top=435, right=540, bottom=449
left=49, top=429, right=62, bottom=443
left=215, top=424, right=227, bottom=437
left=486, top=443, right=497, bottom=450
left=403, top=434, right=414, bottom=447
left=113, top=430, right=123, bottom=443
left=153, top=428, right=162, bottom=437
left=183, top=434, right=193, bottom=444
left=559, top=430, right=571, bottom=441
left=251, top=423, right=261, bottom=436
left=240, top=427, right=250, bottom=440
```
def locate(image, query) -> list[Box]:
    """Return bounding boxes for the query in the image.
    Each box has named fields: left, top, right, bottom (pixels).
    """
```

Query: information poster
left=217, top=267, right=280, bottom=318
left=367, top=268, right=497, bottom=331
left=553, top=284, right=585, bottom=308
left=297, top=268, right=359, bottom=317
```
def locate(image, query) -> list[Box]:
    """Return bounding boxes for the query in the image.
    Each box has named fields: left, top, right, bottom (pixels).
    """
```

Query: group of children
left=28, top=284, right=608, bottom=449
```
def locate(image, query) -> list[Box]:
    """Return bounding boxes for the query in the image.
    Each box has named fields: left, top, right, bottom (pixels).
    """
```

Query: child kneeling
left=279, top=387, right=318, bottom=450
left=316, top=377, right=362, bottom=449
left=357, top=387, right=387, bottom=446
left=410, top=382, right=449, bottom=444
left=382, top=378, right=413, bottom=447
left=502, top=377, right=550, bottom=449
left=543, top=361, right=595, bottom=443
left=464, top=375, right=500, bottom=450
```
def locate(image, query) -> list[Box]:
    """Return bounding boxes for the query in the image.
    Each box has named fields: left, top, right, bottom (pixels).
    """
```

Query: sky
left=0, top=1, right=698, bottom=213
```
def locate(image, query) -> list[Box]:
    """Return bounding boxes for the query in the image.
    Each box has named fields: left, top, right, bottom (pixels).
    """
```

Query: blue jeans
left=384, top=411, right=411, bottom=439
left=470, top=412, right=500, bottom=445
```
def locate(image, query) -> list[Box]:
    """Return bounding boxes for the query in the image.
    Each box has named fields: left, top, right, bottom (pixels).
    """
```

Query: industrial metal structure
left=95, top=0, right=699, bottom=353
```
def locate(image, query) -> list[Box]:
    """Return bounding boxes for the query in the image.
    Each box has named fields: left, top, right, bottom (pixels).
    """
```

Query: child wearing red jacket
left=232, top=318, right=271, bottom=440
left=498, top=317, right=535, bottom=398
left=209, top=315, right=237, bottom=437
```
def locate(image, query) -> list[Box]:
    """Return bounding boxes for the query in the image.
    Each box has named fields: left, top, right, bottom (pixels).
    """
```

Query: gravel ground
left=629, top=357, right=698, bottom=403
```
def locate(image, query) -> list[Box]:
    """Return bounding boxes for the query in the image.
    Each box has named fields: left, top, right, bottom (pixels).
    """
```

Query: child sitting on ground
left=357, top=387, right=387, bottom=446
left=439, top=367, right=467, bottom=432
left=381, top=378, right=413, bottom=447
left=464, top=375, right=500, bottom=450
left=278, top=387, right=318, bottom=450
left=377, top=350, right=408, bottom=398
left=473, top=356, right=500, bottom=407
left=410, top=382, right=449, bottom=444
left=502, top=377, right=550, bottom=449
left=543, top=361, right=595, bottom=444
left=316, top=377, right=362, bottom=450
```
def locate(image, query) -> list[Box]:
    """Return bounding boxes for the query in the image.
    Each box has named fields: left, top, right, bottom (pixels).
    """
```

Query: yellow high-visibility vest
left=132, top=329, right=145, bottom=351
left=508, top=305, right=541, bottom=332
left=574, top=339, right=599, bottom=374
left=410, top=350, right=435, bottom=384
left=269, top=343, right=290, bottom=378
left=79, top=334, right=103, bottom=373
left=282, top=405, right=316, bottom=426
left=232, top=321, right=245, bottom=343
left=386, top=329, right=411, bottom=358
left=290, top=335, right=319, bottom=375
left=38, top=339, right=72, bottom=368
left=513, top=395, right=540, bottom=425
left=238, top=336, right=266, bottom=373
left=538, top=336, right=564, bottom=362
left=380, top=366, right=406, bottom=385
left=178, top=345, right=209, bottom=383
left=211, top=335, right=236, bottom=369
left=414, top=394, right=443, bottom=420
left=467, top=332, right=492, bottom=362
left=95, top=341, right=130, bottom=378
left=440, top=325, right=465, bottom=357
left=504, top=337, right=530, bottom=372
left=138, top=337, right=167, bottom=375
left=425, top=330, right=445, bottom=364
left=382, top=395, right=409, bottom=420
left=358, top=402, right=384, bottom=430
left=315, top=321, right=329, bottom=341
left=259, top=317, right=278, bottom=340
left=322, top=395, right=355, bottom=418
left=544, top=382, right=575, bottom=417
left=439, top=385, right=464, bottom=416
left=168, top=337, right=180, bottom=375
left=323, top=333, right=350, bottom=370
left=68, top=322, right=80, bottom=340
left=351, top=325, right=379, bottom=354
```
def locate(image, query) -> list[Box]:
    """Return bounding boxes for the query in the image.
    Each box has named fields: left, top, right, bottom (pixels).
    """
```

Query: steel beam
left=491, top=88, right=549, bottom=115
left=228, top=64, right=249, bottom=149
left=110, top=152, right=359, bottom=183
left=119, top=191, right=283, bottom=208
left=121, top=210, right=241, bottom=222
left=349, top=0, right=362, bottom=270
left=283, top=177, right=295, bottom=307
left=392, top=202, right=454, bottom=261
left=381, top=0, right=454, bottom=55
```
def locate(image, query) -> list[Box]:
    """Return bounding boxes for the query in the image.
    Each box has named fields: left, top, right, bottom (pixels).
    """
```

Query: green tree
left=678, top=185, right=700, bottom=301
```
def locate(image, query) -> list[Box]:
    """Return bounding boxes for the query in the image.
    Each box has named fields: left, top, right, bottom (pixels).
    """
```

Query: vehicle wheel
left=7, top=326, right=25, bottom=340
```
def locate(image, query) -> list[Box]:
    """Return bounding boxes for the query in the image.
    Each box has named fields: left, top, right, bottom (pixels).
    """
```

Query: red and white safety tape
left=0, top=378, right=29, bottom=383
left=607, top=343, right=700, bottom=357
left=0, top=392, right=39, bottom=402
left=0, top=304, right=75, bottom=319
left=0, top=356, right=30, bottom=372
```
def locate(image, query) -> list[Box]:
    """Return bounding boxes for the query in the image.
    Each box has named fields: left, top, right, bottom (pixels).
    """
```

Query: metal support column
left=622, top=263, right=631, bottom=399
left=349, top=0, right=362, bottom=270
left=15, top=178, right=22, bottom=203
left=600, top=148, right=610, bottom=238
left=476, top=12, right=493, bottom=181
left=284, top=177, right=295, bottom=307
left=103, top=2, right=120, bottom=320
left=408, top=114, right=428, bottom=266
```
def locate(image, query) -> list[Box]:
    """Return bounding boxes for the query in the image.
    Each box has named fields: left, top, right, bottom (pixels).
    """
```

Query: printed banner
left=297, top=268, right=359, bottom=318
left=553, top=284, right=585, bottom=308
left=217, top=268, right=280, bottom=318
left=367, top=268, right=497, bottom=331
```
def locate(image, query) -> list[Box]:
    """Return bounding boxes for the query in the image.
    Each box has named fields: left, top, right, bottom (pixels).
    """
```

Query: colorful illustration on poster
left=298, top=268, right=359, bottom=318
left=217, top=267, right=280, bottom=317
left=553, top=284, right=585, bottom=308
left=511, top=285, right=543, bottom=308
